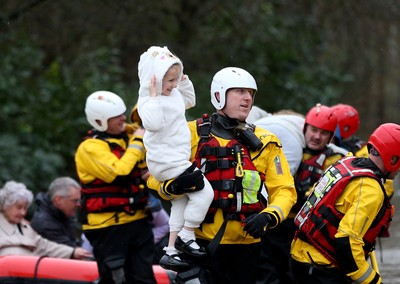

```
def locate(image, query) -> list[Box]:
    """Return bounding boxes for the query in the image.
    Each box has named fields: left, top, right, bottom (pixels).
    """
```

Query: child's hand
left=181, top=74, right=187, bottom=81
left=149, top=75, right=157, bottom=97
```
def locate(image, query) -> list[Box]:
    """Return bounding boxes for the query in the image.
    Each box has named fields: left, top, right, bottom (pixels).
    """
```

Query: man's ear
left=390, top=155, right=399, bottom=166
left=53, top=195, right=63, bottom=208
left=214, top=91, right=220, bottom=103
left=328, top=134, right=334, bottom=144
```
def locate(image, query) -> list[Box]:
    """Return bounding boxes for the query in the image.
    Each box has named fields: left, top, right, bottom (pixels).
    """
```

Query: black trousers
left=256, top=218, right=296, bottom=284
left=291, top=258, right=352, bottom=284
left=153, top=234, right=168, bottom=264
left=85, top=218, right=156, bottom=284
left=192, top=240, right=261, bottom=284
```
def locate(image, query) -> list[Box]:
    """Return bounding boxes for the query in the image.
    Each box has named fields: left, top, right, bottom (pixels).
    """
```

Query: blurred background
left=1, top=0, right=399, bottom=193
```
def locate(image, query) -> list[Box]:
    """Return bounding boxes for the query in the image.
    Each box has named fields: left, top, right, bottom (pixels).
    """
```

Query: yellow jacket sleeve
left=252, top=127, right=297, bottom=226
left=75, top=135, right=145, bottom=184
left=335, top=178, right=384, bottom=283
left=147, top=174, right=179, bottom=201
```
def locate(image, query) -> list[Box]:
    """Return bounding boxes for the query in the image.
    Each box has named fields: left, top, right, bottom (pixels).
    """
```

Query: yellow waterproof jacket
left=148, top=119, right=297, bottom=244
left=75, top=124, right=147, bottom=230
left=291, top=176, right=386, bottom=284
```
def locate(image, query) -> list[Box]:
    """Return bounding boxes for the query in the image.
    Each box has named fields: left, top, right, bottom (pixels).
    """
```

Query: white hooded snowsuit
left=137, top=46, right=213, bottom=231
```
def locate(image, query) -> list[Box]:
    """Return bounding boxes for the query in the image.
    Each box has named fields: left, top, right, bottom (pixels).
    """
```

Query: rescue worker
left=291, top=123, right=400, bottom=284
left=256, top=103, right=351, bottom=284
left=331, top=103, right=364, bottom=156
left=331, top=103, right=394, bottom=199
left=295, top=104, right=351, bottom=212
left=147, top=67, right=297, bottom=284
left=331, top=103, right=394, bottom=245
left=75, top=91, right=156, bottom=284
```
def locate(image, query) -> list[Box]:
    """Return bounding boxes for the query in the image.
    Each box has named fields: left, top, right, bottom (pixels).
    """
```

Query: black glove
left=163, top=163, right=205, bottom=195
left=243, top=213, right=273, bottom=238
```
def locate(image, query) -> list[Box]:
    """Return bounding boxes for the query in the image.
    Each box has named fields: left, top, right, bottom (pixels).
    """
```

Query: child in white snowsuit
left=137, top=46, right=213, bottom=270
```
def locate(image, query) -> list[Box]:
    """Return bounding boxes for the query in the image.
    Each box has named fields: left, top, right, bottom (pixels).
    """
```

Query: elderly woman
left=0, top=181, right=91, bottom=259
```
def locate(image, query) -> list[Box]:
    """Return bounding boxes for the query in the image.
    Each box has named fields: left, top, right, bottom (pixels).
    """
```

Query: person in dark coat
left=30, top=177, right=83, bottom=247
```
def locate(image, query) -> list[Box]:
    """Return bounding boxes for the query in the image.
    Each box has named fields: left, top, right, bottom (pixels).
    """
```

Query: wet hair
left=0, top=181, right=33, bottom=211
left=48, top=177, right=80, bottom=201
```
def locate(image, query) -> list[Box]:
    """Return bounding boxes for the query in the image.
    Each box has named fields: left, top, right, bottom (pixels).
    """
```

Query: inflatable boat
left=0, top=255, right=175, bottom=283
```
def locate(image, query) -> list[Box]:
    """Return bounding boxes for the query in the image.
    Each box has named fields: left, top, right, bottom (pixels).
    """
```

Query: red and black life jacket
left=295, top=150, right=326, bottom=193
left=195, top=115, right=267, bottom=223
left=80, top=130, right=148, bottom=214
left=294, top=156, right=393, bottom=267
left=293, top=147, right=347, bottom=214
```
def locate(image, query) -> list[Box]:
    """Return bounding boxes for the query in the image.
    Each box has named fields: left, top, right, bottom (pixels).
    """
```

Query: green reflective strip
left=242, top=170, right=261, bottom=204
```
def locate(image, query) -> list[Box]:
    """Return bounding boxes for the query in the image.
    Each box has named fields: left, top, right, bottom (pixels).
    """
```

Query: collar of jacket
left=352, top=157, right=386, bottom=180
left=35, top=192, right=69, bottom=222
left=210, top=113, right=239, bottom=139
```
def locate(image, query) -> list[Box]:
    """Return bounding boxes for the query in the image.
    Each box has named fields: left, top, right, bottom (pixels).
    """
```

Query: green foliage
left=177, top=1, right=353, bottom=118
left=0, top=34, right=132, bottom=192
left=0, top=0, right=355, bottom=193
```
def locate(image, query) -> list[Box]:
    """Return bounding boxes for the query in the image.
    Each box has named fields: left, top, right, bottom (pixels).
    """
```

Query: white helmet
left=210, top=67, right=258, bottom=110
left=85, top=91, right=127, bottom=131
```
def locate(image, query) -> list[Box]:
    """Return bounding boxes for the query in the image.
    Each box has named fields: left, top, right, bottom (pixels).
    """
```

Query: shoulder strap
left=197, top=114, right=211, bottom=143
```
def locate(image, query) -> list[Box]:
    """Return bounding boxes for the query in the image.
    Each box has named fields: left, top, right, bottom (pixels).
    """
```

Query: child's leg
left=164, top=197, right=187, bottom=257
left=184, top=176, right=213, bottom=229
left=177, top=177, right=214, bottom=250
left=167, top=231, right=178, bottom=247
left=159, top=197, right=191, bottom=271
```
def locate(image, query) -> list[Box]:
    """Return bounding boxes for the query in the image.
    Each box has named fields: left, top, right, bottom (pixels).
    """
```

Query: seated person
left=0, top=180, right=91, bottom=259
left=30, top=177, right=83, bottom=247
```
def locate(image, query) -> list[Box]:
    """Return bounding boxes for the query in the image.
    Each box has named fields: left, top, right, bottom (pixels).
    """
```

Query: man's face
left=221, top=88, right=254, bottom=121
left=106, top=114, right=127, bottom=135
left=304, top=124, right=332, bottom=151
left=55, top=186, right=81, bottom=218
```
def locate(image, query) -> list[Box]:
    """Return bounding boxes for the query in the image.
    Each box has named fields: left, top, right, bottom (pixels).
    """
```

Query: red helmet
left=305, top=103, right=337, bottom=133
left=331, top=104, right=360, bottom=139
left=368, top=123, right=400, bottom=172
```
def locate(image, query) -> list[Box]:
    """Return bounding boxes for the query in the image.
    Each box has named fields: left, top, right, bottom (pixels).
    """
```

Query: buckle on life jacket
left=232, top=144, right=244, bottom=177
left=198, top=114, right=211, bottom=142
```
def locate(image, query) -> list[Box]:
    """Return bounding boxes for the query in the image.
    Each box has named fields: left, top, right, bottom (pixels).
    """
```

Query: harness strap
left=298, top=162, right=325, bottom=176
left=210, top=199, right=234, bottom=210
left=208, top=180, right=235, bottom=191
left=197, top=114, right=211, bottom=143
left=199, top=146, right=233, bottom=157
left=205, top=159, right=234, bottom=171
left=206, top=214, right=237, bottom=257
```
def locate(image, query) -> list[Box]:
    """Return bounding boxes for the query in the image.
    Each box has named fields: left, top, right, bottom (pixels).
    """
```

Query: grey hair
left=48, top=177, right=80, bottom=201
left=0, top=181, right=33, bottom=211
